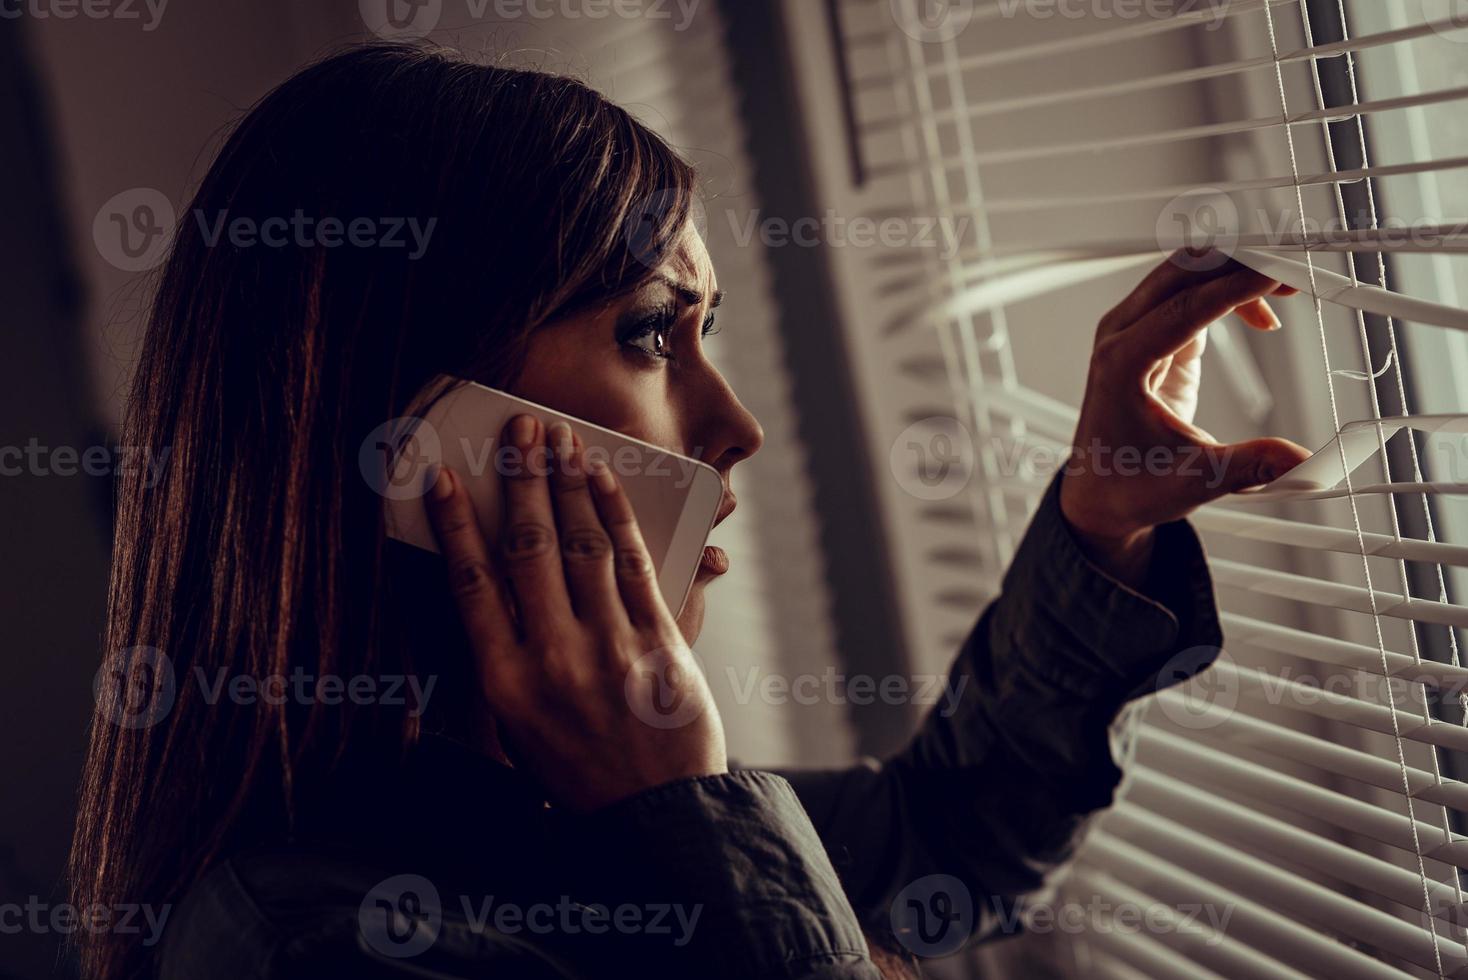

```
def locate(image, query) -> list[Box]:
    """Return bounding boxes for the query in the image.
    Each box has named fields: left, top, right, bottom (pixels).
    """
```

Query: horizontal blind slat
left=870, top=87, right=1468, bottom=172
left=1087, top=951, right=1154, bottom=980
left=1200, top=659, right=1468, bottom=753
left=939, top=0, right=1304, bottom=74
left=1196, top=507, right=1468, bottom=568
left=1134, top=725, right=1466, bottom=866
left=1148, top=698, right=1468, bottom=811
left=982, top=154, right=1468, bottom=212
left=1099, top=810, right=1468, bottom=973
left=1068, top=864, right=1320, bottom=980
left=1211, top=558, right=1468, bottom=630
left=1071, top=904, right=1234, bottom=980
left=1121, top=771, right=1463, bottom=919
left=1083, top=831, right=1438, bottom=979
left=1068, top=862, right=1321, bottom=979
left=859, top=15, right=1468, bottom=124
left=1218, top=610, right=1468, bottom=691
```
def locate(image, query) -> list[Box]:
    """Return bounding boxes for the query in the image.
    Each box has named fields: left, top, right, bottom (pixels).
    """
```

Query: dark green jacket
left=155, top=475, right=1222, bottom=978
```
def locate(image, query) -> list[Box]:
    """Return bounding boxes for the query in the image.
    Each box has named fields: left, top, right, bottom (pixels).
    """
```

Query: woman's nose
left=695, top=378, right=764, bottom=473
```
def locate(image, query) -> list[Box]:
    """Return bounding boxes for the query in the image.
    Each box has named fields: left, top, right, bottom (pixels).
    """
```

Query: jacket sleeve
left=776, top=471, right=1223, bottom=952
left=554, top=770, right=886, bottom=979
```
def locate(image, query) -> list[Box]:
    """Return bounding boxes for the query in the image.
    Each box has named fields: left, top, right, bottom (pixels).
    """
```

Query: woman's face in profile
left=512, top=222, right=764, bottom=644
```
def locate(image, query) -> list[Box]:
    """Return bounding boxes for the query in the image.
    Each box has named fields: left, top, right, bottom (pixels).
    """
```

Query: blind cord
left=1297, top=0, right=1468, bottom=928
left=1264, top=1, right=1447, bottom=972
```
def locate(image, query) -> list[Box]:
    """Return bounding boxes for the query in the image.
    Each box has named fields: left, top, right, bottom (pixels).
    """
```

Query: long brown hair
left=70, top=42, right=696, bottom=980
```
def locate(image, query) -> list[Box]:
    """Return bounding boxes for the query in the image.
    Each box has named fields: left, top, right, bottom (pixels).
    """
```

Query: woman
left=70, top=42, right=1307, bottom=979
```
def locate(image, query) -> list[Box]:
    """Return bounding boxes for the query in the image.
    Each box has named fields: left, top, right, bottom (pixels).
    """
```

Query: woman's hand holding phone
left=1059, top=251, right=1313, bottom=586
left=425, top=413, right=727, bottom=811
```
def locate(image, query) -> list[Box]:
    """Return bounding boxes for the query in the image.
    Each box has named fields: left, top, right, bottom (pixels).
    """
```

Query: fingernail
left=1263, top=306, right=1282, bottom=330
left=430, top=465, right=454, bottom=500
left=549, top=421, right=573, bottom=461
left=510, top=413, right=537, bottom=445
left=589, top=457, right=616, bottom=494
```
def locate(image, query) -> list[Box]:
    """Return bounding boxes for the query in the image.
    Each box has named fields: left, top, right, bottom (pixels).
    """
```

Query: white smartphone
left=380, top=377, right=724, bottom=617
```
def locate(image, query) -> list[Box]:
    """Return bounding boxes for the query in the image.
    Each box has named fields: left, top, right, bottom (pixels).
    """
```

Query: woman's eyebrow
left=653, top=274, right=723, bottom=310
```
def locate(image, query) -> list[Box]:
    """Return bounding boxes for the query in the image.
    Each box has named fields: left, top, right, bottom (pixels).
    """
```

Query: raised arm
left=780, top=253, right=1311, bottom=956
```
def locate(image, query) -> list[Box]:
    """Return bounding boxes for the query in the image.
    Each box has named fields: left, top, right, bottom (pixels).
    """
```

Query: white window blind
left=798, top=0, right=1468, bottom=976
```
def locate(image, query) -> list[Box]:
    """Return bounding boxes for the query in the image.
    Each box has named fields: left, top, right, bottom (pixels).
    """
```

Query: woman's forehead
left=661, top=225, right=717, bottom=302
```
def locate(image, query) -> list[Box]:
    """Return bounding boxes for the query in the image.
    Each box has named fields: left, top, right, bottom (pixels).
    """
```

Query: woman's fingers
left=498, top=414, right=575, bottom=642
left=1100, top=253, right=1300, bottom=340
left=547, top=423, right=628, bottom=629
left=1234, top=297, right=1282, bottom=332
left=1099, top=249, right=1238, bottom=337
left=424, top=466, right=517, bottom=655
left=1117, top=267, right=1284, bottom=370
left=1201, top=436, right=1313, bottom=500
left=586, top=457, right=673, bottom=631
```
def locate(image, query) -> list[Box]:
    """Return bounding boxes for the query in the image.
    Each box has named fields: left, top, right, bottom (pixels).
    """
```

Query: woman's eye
left=623, top=317, right=675, bottom=360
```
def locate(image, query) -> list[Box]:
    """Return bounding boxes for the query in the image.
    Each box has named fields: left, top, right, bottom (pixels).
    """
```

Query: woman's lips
left=699, top=544, right=729, bottom=576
